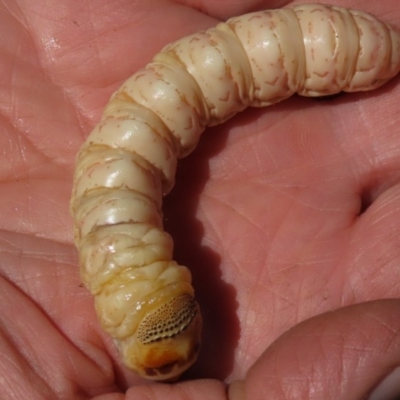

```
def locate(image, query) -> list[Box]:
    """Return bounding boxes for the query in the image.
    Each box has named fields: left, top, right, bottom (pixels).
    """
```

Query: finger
left=0, top=275, right=116, bottom=399
left=174, top=0, right=290, bottom=19
left=229, top=299, right=400, bottom=400
left=91, top=381, right=227, bottom=400
left=94, top=379, right=227, bottom=400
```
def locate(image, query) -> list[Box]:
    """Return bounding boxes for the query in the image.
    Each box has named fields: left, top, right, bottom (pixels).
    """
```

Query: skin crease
left=1, top=0, right=400, bottom=398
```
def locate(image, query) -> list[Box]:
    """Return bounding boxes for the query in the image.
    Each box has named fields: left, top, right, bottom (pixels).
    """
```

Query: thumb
left=229, top=299, right=400, bottom=400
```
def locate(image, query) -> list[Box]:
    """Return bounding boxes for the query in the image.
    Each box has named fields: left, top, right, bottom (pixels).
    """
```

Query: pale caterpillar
left=70, top=3, right=400, bottom=381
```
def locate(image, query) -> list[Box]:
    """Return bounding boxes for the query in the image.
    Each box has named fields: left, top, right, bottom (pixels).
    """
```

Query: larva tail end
left=118, top=294, right=202, bottom=381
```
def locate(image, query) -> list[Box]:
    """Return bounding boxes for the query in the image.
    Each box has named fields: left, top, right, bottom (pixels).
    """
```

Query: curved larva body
left=70, top=4, right=400, bottom=380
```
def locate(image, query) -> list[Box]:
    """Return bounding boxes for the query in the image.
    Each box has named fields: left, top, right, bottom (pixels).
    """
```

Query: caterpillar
left=70, top=3, right=400, bottom=381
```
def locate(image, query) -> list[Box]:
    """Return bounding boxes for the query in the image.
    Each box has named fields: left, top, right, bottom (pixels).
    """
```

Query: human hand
left=1, top=0, right=400, bottom=399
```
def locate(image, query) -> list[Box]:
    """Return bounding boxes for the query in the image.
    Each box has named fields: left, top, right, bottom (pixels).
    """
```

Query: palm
left=1, top=0, right=400, bottom=399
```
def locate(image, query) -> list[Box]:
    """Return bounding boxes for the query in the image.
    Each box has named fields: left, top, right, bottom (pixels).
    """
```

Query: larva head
left=119, top=293, right=202, bottom=381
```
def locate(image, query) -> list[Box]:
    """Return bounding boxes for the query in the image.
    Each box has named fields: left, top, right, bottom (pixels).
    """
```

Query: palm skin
left=1, top=0, right=400, bottom=399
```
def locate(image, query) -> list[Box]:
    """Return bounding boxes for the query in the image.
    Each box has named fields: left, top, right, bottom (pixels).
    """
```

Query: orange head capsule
left=117, top=294, right=202, bottom=381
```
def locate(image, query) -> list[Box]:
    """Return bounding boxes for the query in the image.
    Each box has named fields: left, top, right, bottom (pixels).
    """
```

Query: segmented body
left=70, top=4, right=400, bottom=380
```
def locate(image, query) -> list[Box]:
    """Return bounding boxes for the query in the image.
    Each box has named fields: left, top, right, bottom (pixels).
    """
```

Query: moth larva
left=70, top=4, right=400, bottom=381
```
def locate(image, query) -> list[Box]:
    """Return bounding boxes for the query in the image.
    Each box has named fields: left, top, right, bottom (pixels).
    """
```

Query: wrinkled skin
left=1, top=0, right=400, bottom=399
